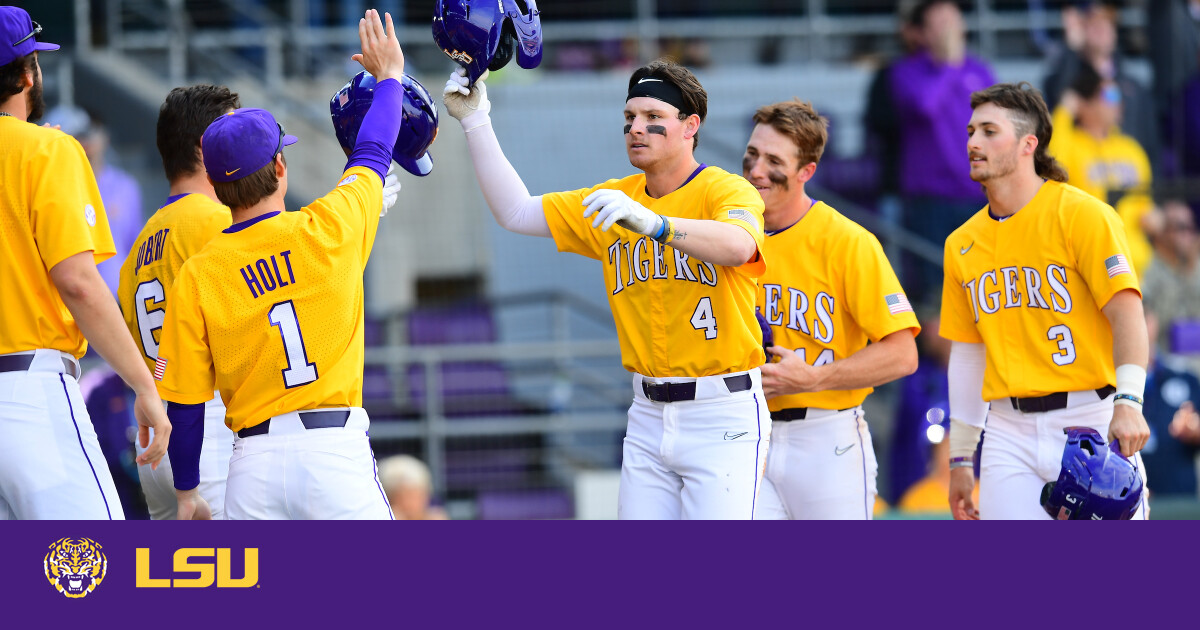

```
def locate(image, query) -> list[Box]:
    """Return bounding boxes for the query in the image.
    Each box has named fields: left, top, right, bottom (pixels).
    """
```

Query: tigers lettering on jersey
left=608, top=237, right=717, bottom=293
left=155, top=167, right=383, bottom=431
left=542, top=166, right=766, bottom=378
left=757, top=201, right=919, bottom=411
left=940, top=181, right=1140, bottom=400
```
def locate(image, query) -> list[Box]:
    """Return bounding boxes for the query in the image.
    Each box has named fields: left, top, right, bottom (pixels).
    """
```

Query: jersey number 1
left=269, top=301, right=318, bottom=388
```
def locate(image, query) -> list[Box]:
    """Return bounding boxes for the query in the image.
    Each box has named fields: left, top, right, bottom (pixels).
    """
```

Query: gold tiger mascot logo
left=44, top=537, right=107, bottom=598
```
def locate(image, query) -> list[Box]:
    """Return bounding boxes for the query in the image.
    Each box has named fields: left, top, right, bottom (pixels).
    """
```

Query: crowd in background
left=62, top=0, right=1200, bottom=517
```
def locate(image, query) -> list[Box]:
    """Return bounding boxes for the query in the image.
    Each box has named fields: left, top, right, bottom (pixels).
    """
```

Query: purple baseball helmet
left=330, top=71, right=438, bottom=177
left=1040, top=426, right=1144, bottom=520
left=432, top=0, right=542, bottom=85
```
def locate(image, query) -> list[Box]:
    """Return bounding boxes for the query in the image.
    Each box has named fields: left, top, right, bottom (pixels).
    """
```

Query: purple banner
left=2, top=521, right=1192, bottom=625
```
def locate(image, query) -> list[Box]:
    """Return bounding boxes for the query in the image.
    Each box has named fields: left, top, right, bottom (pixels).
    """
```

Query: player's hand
left=1169, top=401, right=1200, bottom=444
left=381, top=162, right=401, bottom=217
left=175, top=488, right=212, bottom=521
left=582, top=189, right=663, bottom=235
left=759, top=346, right=825, bottom=397
left=133, top=389, right=171, bottom=470
left=443, top=67, right=491, bottom=122
left=352, top=9, right=404, bottom=83
left=948, top=467, right=980, bottom=520
left=1108, top=403, right=1150, bottom=457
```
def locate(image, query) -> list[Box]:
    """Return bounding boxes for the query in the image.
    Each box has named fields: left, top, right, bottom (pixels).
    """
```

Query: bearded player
left=746, top=100, right=920, bottom=520
left=942, top=82, right=1150, bottom=520
left=155, top=10, right=404, bottom=519
left=443, top=55, right=770, bottom=518
left=0, top=5, right=170, bottom=519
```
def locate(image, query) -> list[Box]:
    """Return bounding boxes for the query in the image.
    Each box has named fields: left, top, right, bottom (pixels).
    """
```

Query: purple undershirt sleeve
left=166, top=401, right=206, bottom=491
left=345, top=77, right=404, bottom=183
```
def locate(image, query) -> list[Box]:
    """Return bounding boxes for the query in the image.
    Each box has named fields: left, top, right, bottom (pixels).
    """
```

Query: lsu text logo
left=44, top=537, right=107, bottom=598
left=136, top=548, right=259, bottom=588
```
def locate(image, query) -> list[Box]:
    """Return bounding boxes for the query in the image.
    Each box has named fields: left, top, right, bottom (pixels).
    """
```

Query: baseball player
left=116, top=85, right=242, bottom=519
left=443, top=58, right=770, bottom=519
left=942, top=82, right=1151, bottom=520
left=0, top=6, right=170, bottom=519
left=746, top=100, right=920, bottom=520
left=155, top=9, right=404, bottom=520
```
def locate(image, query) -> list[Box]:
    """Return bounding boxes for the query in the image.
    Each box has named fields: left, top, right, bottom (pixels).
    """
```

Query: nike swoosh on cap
left=226, top=168, right=241, bottom=176
left=638, top=78, right=663, bottom=84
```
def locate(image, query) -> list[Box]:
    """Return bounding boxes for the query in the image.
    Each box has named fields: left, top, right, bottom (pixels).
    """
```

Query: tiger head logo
left=44, top=537, right=107, bottom=598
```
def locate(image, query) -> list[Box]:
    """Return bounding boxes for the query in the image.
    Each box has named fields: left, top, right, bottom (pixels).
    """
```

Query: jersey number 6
left=133, top=279, right=167, bottom=361
left=269, top=300, right=318, bottom=388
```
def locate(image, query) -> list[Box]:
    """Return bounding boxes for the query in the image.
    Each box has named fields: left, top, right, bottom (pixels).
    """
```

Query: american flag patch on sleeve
left=725, top=209, right=759, bottom=231
left=885, top=292, right=913, bottom=315
left=1104, top=254, right=1131, bottom=278
left=153, top=357, right=167, bottom=381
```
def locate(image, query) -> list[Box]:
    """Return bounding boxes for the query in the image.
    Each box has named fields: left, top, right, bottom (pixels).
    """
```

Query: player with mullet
left=942, top=82, right=1150, bottom=520
left=155, top=9, right=404, bottom=519
left=745, top=100, right=919, bottom=519
left=0, top=5, right=171, bottom=519
left=117, top=85, right=241, bottom=520
left=443, top=57, right=770, bottom=519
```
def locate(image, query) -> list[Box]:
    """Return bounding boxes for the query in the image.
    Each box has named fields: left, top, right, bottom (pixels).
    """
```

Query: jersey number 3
left=269, top=301, right=318, bottom=388
left=1047, top=324, right=1077, bottom=366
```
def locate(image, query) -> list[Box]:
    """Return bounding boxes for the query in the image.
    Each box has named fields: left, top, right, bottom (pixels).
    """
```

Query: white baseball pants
left=0, top=350, right=124, bottom=519
left=755, top=407, right=878, bottom=520
left=223, top=407, right=393, bottom=520
left=618, top=368, right=771, bottom=520
left=980, top=391, right=1148, bottom=520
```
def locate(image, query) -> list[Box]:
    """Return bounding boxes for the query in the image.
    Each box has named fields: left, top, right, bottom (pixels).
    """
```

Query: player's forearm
left=166, top=402, right=205, bottom=491
left=810, top=329, right=918, bottom=391
left=50, top=252, right=157, bottom=396
left=1103, top=290, right=1150, bottom=370
left=463, top=121, right=551, bottom=237
left=346, top=77, right=404, bottom=182
left=662, top=218, right=758, bottom=268
left=948, top=341, right=989, bottom=428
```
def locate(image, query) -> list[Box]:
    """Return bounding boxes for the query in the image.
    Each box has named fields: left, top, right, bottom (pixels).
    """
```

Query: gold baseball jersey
left=117, top=193, right=231, bottom=372
left=940, top=181, right=1140, bottom=401
left=758, top=201, right=920, bottom=411
left=543, top=166, right=766, bottom=377
left=1050, top=105, right=1154, bottom=279
left=0, top=118, right=114, bottom=358
left=155, top=167, right=382, bottom=432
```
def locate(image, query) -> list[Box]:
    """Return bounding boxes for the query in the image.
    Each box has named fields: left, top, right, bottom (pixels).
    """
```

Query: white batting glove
left=582, top=189, right=664, bottom=235
left=381, top=162, right=401, bottom=217
left=443, top=67, right=491, bottom=129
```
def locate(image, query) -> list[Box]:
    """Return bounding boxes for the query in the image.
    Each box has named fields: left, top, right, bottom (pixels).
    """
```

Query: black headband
left=627, top=76, right=694, bottom=117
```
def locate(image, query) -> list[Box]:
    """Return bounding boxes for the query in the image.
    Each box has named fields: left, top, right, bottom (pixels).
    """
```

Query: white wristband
left=1115, top=364, right=1147, bottom=398
left=949, top=418, right=984, bottom=461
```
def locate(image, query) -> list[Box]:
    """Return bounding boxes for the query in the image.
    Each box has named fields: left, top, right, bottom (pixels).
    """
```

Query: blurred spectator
left=863, top=0, right=923, bottom=263
left=79, top=366, right=148, bottom=519
left=1048, top=62, right=1158, bottom=278
left=1044, top=1, right=1160, bottom=173
left=46, top=105, right=143, bottom=297
left=1147, top=0, right=1200, bottom=177
left=889, top=308, right=949, bottom=504
left=1141, top=310, right=1200, bottom=497
left=1141, top=199, right=1200, bottom=349
left=890, top=0, right=996, bottom=304
left=377, top=455, right=449, bottom=520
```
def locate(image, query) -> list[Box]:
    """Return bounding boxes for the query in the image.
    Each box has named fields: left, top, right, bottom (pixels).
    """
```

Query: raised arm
left=443, top=69, right=550, bottom=238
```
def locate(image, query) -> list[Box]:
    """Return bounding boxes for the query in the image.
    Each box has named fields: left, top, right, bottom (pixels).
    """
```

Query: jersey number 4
left=691, top=297, right=718, bottom=340
left=269, top=301, right=318, bottom=388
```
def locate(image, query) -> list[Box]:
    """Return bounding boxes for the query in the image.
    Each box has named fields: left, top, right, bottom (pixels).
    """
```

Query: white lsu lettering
left=761, top=284, right=836, bottom=344
left=607, top=237, right=717, bottom=295
left=961, top=264, right=1072, bottom=322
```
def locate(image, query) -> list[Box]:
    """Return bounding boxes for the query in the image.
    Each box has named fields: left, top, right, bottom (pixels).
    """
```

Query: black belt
left=1010, top=385, right=1116, bottom=414
left=642, top=373, right=753, bottom=403
left=771, top=407, right=854, bottom=422
left=0, top=354, right=80, bottom=379
left=237, top=409, right=351, bottom=438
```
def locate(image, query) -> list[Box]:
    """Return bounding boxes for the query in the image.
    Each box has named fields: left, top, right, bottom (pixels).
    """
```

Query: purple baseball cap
left=201, top=108, right=298, bottom=183
left=0, top=6, right=59, bottom=66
